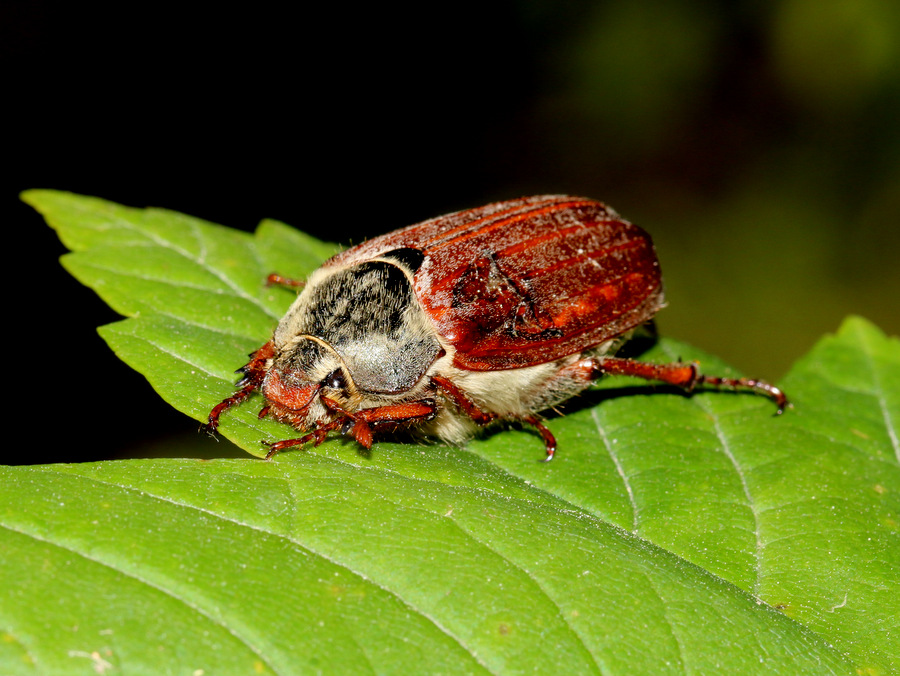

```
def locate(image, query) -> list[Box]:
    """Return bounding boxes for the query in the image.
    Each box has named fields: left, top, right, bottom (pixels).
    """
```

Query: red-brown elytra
left=206, top=195, right=788, bottom=460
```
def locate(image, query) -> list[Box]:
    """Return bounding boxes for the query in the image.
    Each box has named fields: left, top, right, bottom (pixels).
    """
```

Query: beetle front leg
left=262, top=420, right=342, bottom=459
left=319, top=395, right=438, bottom=450
left=563, top=356, right=789, bottom=412
left=205, top=340, right=276, bottom=434
left=350, top=400, right=438, bottom=449
left=206, top=384, right=257, bottom=435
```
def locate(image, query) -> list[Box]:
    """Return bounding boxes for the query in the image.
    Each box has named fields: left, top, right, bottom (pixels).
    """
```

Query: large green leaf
left=3, top=190, right=896, bottom=674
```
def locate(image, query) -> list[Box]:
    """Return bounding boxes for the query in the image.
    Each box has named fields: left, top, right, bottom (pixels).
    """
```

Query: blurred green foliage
left=507, top=0, right=900, bottom=379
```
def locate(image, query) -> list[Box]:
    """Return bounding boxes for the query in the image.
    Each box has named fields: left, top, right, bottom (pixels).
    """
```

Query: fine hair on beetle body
left=206, top=195, right=787, bottom=460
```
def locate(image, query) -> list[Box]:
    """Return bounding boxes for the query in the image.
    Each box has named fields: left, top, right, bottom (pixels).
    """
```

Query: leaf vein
left=0, top=522, right=277, bottom=672
left=441, top=521, right=608, bottom=675
left=788, top=425, right=897, bottom=467
left=711, top=414, right=762, bottom=597
left=38, top=470, right=495, bottom=675
left=658, top=343, right=763, bottom=596
left=591, top=408, right=639, bottom=533
left=104, top=212, right=271, bottom=314
left=859, top=335, right=900, bottom=464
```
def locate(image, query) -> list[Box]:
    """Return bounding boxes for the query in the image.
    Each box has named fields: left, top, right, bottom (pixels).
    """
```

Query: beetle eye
left=324, top=369, right=346, bottom=390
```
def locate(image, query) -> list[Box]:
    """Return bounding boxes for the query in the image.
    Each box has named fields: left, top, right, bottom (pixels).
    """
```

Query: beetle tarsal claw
left=775, top=396, right=793, bottom=416
left=205, top=195, right=788, bottom=461
left=520, top=416, right=557, bottom=461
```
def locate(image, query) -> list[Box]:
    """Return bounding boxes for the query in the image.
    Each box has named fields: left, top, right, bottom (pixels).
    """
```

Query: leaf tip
left=20, top=188, right=48, bottom=209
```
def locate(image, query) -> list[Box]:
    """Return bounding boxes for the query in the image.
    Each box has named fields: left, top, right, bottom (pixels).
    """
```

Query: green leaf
left=4, top=190, right=896, bottom=674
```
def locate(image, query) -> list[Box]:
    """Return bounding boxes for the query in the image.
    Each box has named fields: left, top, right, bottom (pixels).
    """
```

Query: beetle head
left=262, top=335, right=357, bottom=427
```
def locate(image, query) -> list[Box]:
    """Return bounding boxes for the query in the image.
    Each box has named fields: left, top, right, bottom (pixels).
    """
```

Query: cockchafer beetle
left=207, top=195, right=787, bottom=460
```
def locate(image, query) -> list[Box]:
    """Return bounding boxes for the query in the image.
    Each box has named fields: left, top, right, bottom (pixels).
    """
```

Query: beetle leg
left=263, top=420, right=341, bottom=459
left=351, top=401, right=439, bottom=448
left=432, top=375, right=558, bottom=459
left=430, top=375, right=498, bottom=426
left=580, top=356, right=789, bottom=413
left=205, top=340, right=276, bottom=434
left=319, top=394, right=373, bottom=449
left=265, top=397, right=437, bottom=458
left=520, top=415, right=558, bottom=461
left=351, top=421, right=375, bottom=449
left=206, top=383, right=256, bottom=434
left=320, top=394, right=355, bottom=418
left=693, top=373, right=789, bottom=413
left=353, top=401, right=438, bottom=425
left=266, top=273, right=305, bottom=289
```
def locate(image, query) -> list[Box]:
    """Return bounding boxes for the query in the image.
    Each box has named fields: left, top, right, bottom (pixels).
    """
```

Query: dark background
left=6, top=2, right=899, bottom=464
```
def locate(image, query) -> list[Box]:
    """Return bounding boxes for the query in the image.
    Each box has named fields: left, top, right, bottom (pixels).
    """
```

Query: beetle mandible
left=206, top=195, right=787, bottom=460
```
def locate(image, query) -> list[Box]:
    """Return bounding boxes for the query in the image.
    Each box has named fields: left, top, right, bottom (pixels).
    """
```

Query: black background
left=6, top=3, right=898, bottom=464
left=7, top=4, right=546, bottom=463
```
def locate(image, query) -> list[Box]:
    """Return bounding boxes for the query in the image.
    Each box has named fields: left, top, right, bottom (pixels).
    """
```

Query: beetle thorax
left=267, top=258, right=445, bottom=425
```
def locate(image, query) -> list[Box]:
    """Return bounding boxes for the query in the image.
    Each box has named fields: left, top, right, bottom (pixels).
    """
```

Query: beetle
left=206, top=195, right=787, bottom=460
